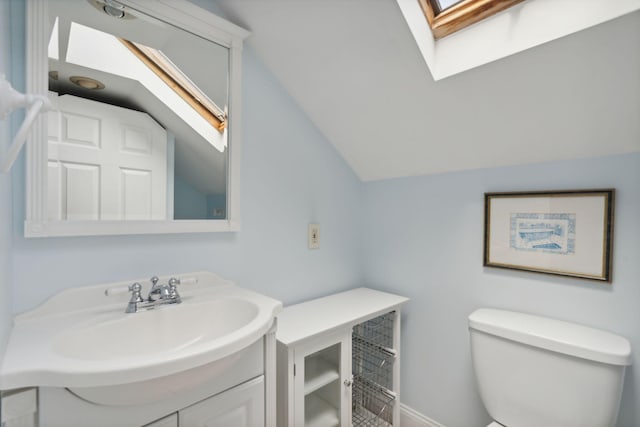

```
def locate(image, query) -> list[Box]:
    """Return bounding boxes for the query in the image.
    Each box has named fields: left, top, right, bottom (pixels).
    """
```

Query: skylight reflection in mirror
left=49, top=22, right=227, bottom=152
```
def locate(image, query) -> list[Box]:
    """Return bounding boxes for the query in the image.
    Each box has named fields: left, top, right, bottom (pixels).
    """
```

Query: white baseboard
left=400, top=403, right=445, bottom=427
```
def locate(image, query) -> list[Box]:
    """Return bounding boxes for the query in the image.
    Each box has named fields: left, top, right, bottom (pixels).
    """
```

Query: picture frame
left=484, top=189, right=614, bottom=282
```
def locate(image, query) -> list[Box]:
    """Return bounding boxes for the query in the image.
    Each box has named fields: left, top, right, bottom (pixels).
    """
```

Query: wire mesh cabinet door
left=292, top=330, right=352, bottom=427
left=352, top=311, right=401, bottom=427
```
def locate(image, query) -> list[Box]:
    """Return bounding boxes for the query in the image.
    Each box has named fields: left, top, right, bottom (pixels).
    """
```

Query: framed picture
left=484, top=189, right=614, bottom=282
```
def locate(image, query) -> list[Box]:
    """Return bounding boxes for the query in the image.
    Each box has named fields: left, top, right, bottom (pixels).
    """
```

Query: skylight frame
left=418, top=0, right=525, bottom=39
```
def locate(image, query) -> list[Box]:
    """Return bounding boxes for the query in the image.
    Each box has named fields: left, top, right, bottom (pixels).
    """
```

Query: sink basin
left=0, top=272, right=282, bottom=396
left=53, top=298, right=259, bottom=360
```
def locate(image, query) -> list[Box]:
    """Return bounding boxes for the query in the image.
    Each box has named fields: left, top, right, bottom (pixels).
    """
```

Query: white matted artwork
left=484, top=189, right=614, bottom=282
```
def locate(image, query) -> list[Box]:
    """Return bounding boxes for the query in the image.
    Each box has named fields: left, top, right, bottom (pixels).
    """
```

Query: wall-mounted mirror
left=25, top=0, right=248, bottom=237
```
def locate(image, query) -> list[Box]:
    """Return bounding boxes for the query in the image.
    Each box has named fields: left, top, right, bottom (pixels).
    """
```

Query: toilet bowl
left=469, top=308, right=631, bottom=427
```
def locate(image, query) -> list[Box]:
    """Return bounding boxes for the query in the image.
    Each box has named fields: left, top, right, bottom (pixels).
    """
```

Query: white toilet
left=468, top=308, right=632, bottom=427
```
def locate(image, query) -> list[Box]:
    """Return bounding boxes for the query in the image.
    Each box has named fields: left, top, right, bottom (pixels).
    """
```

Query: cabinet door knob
left=344, top=378, right=352, bottom=387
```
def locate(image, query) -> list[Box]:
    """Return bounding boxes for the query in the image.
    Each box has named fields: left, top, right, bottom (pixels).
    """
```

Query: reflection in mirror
left=47, top=0, right=229, bottom=220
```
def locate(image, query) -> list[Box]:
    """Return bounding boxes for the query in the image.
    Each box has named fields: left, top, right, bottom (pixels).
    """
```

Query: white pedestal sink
left=0, top=272, right=282, bottom=425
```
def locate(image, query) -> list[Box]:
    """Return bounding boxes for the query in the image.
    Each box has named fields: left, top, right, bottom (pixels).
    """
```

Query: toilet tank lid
left=468, top=308, right=632, bottom=366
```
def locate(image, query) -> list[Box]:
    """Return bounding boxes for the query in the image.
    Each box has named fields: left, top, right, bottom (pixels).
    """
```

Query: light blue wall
left=363, top=153, right=640, bottom=427
left=173, top=176, right=208, bottom=220
left=8, top=3, right=363, bottom=313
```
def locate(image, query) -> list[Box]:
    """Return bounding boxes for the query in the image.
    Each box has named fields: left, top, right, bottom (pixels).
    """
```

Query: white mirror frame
left=25, top=0, right=249, bottom=237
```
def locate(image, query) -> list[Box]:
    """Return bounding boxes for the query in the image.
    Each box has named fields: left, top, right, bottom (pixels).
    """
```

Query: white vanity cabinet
left=143, top=376, right=264, bottom=427
left=145, top=413, right=178, bottom=427
left=38, top=337, right=271, bottom=427
left=9, top=372, right=266, bottom=427
left=143, top=377, right=264, bottom=427
left=277, top=288, right=408, bottom=427
left=179, top=376, right=264, bottom=427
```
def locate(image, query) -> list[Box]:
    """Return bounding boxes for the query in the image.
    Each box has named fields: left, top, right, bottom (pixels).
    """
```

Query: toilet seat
left=487, top=422, right=505, bottom=427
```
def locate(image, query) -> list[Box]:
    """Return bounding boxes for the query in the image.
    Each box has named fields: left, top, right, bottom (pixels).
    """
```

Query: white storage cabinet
left=276, top=288, right=408, bottom=427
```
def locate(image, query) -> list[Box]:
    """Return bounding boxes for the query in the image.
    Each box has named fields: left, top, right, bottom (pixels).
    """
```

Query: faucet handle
left=125, top=283, right=144, bottom=313
left=129, top=282, right=143, bottom=299
left=167, top=277, right=181, bottom=302
left=105, top=283, right=133, bottom=296
left=174, top=277, right=198, bottom=286
left=167, top=277, right=198, bottom=291
left=105, top=282, right=144, bottom=313
left=166, top=277, right=197, bottom=302
left=167, top=277, right=199, bottom=286
left=105, top=282, right=143, bottom=298
left=150, top=276, right=159, bottom=287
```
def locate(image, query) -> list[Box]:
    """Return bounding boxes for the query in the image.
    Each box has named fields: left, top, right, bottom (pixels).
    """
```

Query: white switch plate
left=308, top=223, right=320, bottom=249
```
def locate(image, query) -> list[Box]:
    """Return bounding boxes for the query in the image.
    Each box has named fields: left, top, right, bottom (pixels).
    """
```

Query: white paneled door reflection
left=47, top=93, right=167, bottom=220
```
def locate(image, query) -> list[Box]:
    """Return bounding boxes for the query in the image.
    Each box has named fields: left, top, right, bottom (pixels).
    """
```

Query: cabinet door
left=179, top=376, right=264, bottom=427
left=293, top=331, right=351, bottom=427
left=144, top=413, right=178, bottom=427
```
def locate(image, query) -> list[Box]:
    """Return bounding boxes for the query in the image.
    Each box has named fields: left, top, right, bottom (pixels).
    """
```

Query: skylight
left=418, top=0, right=525, bottom=39
left=434, top=0, right=463, bottom=12
left=397, top=0, right=640, bottom=80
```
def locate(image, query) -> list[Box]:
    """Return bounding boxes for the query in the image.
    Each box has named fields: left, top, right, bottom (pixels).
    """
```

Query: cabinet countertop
left=276, top=287, right=408, bottom=346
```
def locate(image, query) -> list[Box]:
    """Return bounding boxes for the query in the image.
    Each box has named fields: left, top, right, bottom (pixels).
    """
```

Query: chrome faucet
left=148, top=276, right=183, bottom=304
left=106, top=276, right=186, bottom=313
left=148, top=276, right=170, bottom=301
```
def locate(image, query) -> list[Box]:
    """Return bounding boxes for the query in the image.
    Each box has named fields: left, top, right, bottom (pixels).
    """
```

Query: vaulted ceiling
left=215, top=0, right=640, bottom=181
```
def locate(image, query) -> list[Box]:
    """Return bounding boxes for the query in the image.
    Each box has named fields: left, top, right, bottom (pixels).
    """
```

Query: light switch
left=308, top=223, right=320, bottom=249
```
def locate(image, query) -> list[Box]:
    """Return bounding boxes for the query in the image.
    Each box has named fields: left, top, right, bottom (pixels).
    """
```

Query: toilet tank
left=468, top=309, right=631, bottom=427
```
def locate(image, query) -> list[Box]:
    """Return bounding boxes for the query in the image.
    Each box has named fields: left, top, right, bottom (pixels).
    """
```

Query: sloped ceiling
left=215, top=0, right=640, bottom=182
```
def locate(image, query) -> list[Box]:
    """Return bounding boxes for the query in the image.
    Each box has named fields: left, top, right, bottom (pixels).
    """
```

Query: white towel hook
left=0, top=74, right=51, bottom=173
